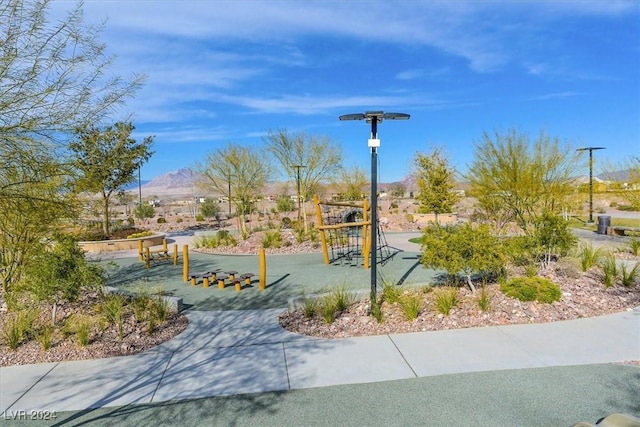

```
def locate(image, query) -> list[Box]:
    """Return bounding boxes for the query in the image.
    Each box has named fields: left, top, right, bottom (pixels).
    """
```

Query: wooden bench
left=609, top=226, right=640, bottom=237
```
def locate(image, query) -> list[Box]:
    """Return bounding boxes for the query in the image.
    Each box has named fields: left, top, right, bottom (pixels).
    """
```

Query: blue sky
left=55, top=1, right=639, bottom=182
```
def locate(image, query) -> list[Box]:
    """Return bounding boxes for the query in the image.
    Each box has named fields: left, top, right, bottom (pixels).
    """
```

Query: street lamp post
left=292, top=165, right=306, bottom=221
left=339, top=111, right=410, bottom=311
left=576, top=146, right=606, bottom=224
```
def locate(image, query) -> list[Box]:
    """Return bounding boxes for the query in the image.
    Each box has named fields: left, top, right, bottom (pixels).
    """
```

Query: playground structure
left=313, top=195, right=392, bottom=269
left=138, top=239, right=266, bottom=291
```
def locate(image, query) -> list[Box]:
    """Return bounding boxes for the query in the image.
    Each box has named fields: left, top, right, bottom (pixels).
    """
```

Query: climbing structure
left=313, top=195, right=392, bottom=268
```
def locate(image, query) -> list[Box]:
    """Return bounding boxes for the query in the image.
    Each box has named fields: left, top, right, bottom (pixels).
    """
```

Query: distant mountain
left=143, top=168, right=194, bottom=189
left=598, top=169, right=632, bottom=182
left=133, top=168, right=195, bottom=198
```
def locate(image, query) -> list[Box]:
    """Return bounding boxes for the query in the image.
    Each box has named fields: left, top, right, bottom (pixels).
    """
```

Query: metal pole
left=588, top=149, right=594, bottom=224
left=228, top=173, right=231, bottom=217
left=138, top=167, right=142, bottom=208
left=577, top=147, right=605, bottom=225
left=293, top=165, right=303, bottom=221
left=370, top=117, right=378, bottom=306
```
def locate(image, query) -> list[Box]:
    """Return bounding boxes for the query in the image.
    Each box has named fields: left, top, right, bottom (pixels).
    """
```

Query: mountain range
left=132, top=167, right=631, bottom=199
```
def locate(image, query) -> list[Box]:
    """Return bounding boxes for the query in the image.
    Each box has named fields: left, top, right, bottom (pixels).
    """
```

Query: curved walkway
left=1, top=230, right=639, bottom=425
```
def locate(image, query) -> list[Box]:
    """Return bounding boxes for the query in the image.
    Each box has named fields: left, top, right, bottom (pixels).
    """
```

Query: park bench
left=608, top=226, right=640, bottom=237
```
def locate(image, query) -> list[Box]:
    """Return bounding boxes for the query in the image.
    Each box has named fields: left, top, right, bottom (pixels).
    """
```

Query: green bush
left=628, top=238, right=640, bottom=257
left=194, top=230, right=237, bottom=249
left=500, top=276, right=561, bottom=304
left=477, top=286, right=491, bottom=312
left=620, top=263, right=639, bottom=287
left=301, top=295, right=319, bottom=318
left=127, top=230, right=153, bottom=239
left=382, top=281, right=402, bottom=304
left=600, top=254, right=618, bottom=287
left=399, top=294, right=421, bottom=320
left=195, top=214, right=204, bottom=222
left=434, top=287, right=458, bottom=315
left=176, top=217, right=183, bottom=223
left=156, top=217, right=166, bottom=224
left=262, top=229, right=283, bottom=249
left=575, top=242, right=603, bottom=272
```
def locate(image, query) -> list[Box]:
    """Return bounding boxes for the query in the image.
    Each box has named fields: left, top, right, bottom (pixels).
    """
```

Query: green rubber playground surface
left=99, top=249, right=439, bottom=311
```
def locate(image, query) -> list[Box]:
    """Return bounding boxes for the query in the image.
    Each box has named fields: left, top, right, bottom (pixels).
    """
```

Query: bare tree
left=195, top=143, right=272, bottom=236
left=263, top=129, right=342, bottom=231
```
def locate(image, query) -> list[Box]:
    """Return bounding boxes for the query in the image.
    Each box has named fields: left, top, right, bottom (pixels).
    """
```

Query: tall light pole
left=577, top=146, right=606, bottom=224
left=292, top=165, right=306, bottom=221
left=339, top=111, right=410, bottom=311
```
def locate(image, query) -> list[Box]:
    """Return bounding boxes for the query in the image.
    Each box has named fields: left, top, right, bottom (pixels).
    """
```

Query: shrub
left=328, top=285, right=353, bottom=312
left=1, top=311, right=34, bottom=350
left=399, top=294, right=421, bottom=320
left=500, top=276, right=561, bottom=304
left=195, top=214, right=204, bottom=222
left=262, top=230, right=283, bottom=249
left=127, top=231, right=153, bottom=239
left=477, top=286, right=491, bottom=312
left=194, top=231, right=237, bottom=249
left=628, top=238, right=640, bottom=257
left=34, top=325, right=53, bottom=351
left=382, top=281, right=402, bottom=304
left=434, top=287, right=458, bottom=315
left=600, top=254, right=618, bottom=288
left=70, top=315, right=93, bottom=347
left=152, top=296, right=169, bottom=322
left=156, top=217, right=166, bottom=224
left=371, top=299, right=384, bottom=323
left=576, top=242, right=603, bottom=272
left=319, top=297, right=338, bottom=324
left=176, top=217, right=183, bottom=223
left=620, top=262, right=639, bottom=287
left=301, top=296, right=319, bottom=318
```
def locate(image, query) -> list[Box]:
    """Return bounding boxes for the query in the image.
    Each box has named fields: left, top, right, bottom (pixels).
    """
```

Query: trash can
left=597, top=215, right=611, bottom=235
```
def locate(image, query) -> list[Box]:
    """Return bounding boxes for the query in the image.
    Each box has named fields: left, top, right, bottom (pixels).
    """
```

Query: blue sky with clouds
left=55, top=0, right=639, bottom=182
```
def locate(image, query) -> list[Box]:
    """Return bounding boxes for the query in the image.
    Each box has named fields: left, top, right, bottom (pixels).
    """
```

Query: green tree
left=0, top=1, right=142, bottom=292
left=332, top=166, right=368, bottom=201
left=135, top=203, right=155, bottom=221
left=414, top=148, right=459, bottom=222
left=420, top=222, right=505, bottom=293
left=69, top=122, right=154, bottom=237
left=264, top=129, right=342, bottom=230
left=466, top=129, right=580, bottom=235
left=199, top=198, right=221, bottom=219
left=195, top=144, right=271, bottom=235
left=532, top=211, right=577, bottom=268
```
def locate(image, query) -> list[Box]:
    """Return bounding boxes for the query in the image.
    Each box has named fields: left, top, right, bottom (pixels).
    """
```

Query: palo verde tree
left=69, top=122, right=154, bottom=237
left=195, top=143, right=271, bottom=236
left=264, top=129, right=342, bottom=231
left=0, top=0, right=142, bottom=293
left=414, top=148, right=459, bottom=223
left=420, top=222, right=505, bottom=293
left=465, top=129, right=580, bottom=236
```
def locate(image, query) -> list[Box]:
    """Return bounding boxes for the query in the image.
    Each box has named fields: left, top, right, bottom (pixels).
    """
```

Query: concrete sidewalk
left=2, top=307, right=638, bottom=415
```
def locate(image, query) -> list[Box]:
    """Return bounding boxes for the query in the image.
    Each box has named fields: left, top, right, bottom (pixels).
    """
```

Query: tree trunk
left=102, top=194, right=110, bottom=236
left=465, top=274, right=477, bottom=293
